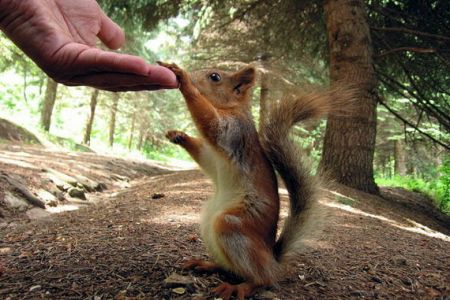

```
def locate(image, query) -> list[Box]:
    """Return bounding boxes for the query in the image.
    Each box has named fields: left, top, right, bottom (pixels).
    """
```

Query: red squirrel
left=158, top=61, right=353, bottom=299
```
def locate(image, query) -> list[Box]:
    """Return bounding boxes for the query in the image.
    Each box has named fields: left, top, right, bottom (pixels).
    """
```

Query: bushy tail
left=260, top=87, right=355, bottom=264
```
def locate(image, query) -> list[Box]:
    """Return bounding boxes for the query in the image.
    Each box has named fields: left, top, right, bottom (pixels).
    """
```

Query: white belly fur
left=197, top=143, right=245, bottom=269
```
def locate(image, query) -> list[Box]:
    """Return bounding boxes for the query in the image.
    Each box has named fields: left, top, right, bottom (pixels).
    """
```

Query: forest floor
left=0, top=144, right=449, bottom=300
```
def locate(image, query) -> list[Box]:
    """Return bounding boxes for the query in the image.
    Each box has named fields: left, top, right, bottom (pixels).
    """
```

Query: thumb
left=98, top=11, right=125, bottom=50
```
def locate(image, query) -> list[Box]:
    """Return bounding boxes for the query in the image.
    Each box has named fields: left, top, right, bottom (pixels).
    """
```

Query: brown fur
left=158, top=62, right=355, bottom=300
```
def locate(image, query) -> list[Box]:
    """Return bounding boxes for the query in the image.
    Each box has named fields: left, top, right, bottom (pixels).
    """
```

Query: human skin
left=0, top=0, right=178, bottom=92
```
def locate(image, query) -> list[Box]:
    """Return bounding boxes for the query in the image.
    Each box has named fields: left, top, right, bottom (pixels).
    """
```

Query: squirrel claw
left=157, top=61, right=178, bottom=69
left=165, top=130, right=187, bottom=144
left=157, top=61, right=184, bottom=76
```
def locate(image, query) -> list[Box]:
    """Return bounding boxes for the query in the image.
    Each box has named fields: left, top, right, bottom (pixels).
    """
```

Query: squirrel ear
left=233, top=66, right=256, bottom=95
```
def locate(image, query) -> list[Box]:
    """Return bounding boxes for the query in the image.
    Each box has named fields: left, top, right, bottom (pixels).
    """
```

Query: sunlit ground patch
left=326, top=199, right=450, bottom=242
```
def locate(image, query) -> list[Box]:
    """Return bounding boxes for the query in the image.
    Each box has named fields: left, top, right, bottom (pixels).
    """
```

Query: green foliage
left=141, top=142, right=191, bottom=162
left=45, top=134, right=93, bottom=152
left=335, top=195, right=356, bottom=206
left=437, top=159, right=450, bottom=211
left=376, top=159, right=450, bottom=215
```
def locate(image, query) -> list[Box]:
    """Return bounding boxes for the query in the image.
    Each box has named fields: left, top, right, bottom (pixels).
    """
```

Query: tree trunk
left=137, top=118, right=148, bottom=151
left=128, top=112, right=136, bottom=150
left=108, top=93, right=120, bottom=147
left=83, top=89, right=99, bottom=145
left=394, top=139, right=407, bottom=176
left=40, top=77, right=58, bottom=132
left=320, top=0, right=379, bottom=193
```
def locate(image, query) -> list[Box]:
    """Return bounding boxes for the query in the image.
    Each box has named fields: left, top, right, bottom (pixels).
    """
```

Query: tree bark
left=320, top=0, right=379, bottom=193
left=83, top=89, right=99, bottom=145
left=394, top=139, right=407, bottom=176
left=108, top=93, right=120, bottom=147
left=40, top=77, right=58, bottom=132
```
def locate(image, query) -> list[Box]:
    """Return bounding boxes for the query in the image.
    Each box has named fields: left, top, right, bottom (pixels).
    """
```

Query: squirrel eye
left=209, top=73, right=221, bottom=82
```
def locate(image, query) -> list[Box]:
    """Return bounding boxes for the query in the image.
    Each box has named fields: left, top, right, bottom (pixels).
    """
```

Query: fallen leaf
left=172, top=287, right=186, bottom=295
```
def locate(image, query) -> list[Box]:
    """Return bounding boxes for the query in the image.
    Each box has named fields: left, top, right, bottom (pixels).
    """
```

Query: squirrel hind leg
left=214, top=213, right=279, bottom=285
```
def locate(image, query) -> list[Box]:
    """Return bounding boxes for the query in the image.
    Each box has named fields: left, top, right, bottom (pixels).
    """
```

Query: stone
left=26, top=208, right=50, bottom=219
left=4, top=192, right=29, bottom=211
left=68, top=187, right=86, bottom=200
left=36, top=189, right=57, bottom=203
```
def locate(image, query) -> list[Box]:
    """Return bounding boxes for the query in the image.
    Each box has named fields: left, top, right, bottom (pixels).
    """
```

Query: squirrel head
left=190, top=66, right=256, bottom=108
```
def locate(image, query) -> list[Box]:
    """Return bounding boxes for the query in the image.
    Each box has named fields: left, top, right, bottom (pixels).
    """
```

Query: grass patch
left=376, top=161, right=450, bottom=215
left=335, top=195, right=356, bottom=206
left=45, top=135, right=93, bottom=152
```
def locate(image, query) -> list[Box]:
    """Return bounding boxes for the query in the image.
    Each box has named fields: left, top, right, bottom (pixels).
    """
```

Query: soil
left=0, top=145, right=449, bottom=300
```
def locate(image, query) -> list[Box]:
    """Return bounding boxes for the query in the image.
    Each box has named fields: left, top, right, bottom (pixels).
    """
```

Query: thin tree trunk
left=83, top=89, right=99, bottom=145
left=108, top=93, right=120, bottom=147
left=258, top=54, right=271, bottom=131
left=23, top=68, right=28, bottom=104
left=394, top=139, right=407, bottom=176
left=40, top=77, right=58, bottom=132
left=320, top=0, right=379, bottom=193
left=137, top=122, right=147, bottom=151
left=128, top=112, right=136, bottom=150
left=38, top=76, right=44, bottom=95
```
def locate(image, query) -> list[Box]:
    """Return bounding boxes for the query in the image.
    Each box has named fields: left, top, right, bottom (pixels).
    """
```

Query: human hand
left=0, top=0, right=177, bottom=91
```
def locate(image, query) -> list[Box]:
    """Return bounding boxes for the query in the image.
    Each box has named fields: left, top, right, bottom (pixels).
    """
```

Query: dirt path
left=0, top=144, right=175, bottom=221
left=1, top=169, right=449, bottom=300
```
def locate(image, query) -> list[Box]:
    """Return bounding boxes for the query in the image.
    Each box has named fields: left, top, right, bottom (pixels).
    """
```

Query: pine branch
left=390, top=53, right=450, bottom=128
left=372, top=34, right=450, bottom=130
left=377, top=71, right=450, bottom=132
left=375, top=47, right=436, bottom=58
left=378, top=98, right=449, bottom=150
left=371, top=26, right=450, bottom=41
left=216, top=0, right=268, bottom=29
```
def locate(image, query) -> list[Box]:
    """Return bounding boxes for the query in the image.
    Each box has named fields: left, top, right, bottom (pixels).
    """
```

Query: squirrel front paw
left=157, top=61, right=188, bottom=82
left=165, top=130, right=188, bottom=144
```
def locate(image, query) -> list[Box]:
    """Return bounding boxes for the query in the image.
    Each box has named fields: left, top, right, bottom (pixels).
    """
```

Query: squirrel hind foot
left=213, top=282, right=258, bottom=300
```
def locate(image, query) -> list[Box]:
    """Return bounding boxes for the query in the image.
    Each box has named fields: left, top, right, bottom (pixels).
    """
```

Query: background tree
left=40, top=77, right=58, bottom=132
left=83, top=89, right=100, bottom=145
left=319, top=0, right=379, bottom=193
left=108, top=92, right=120, bottom=147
